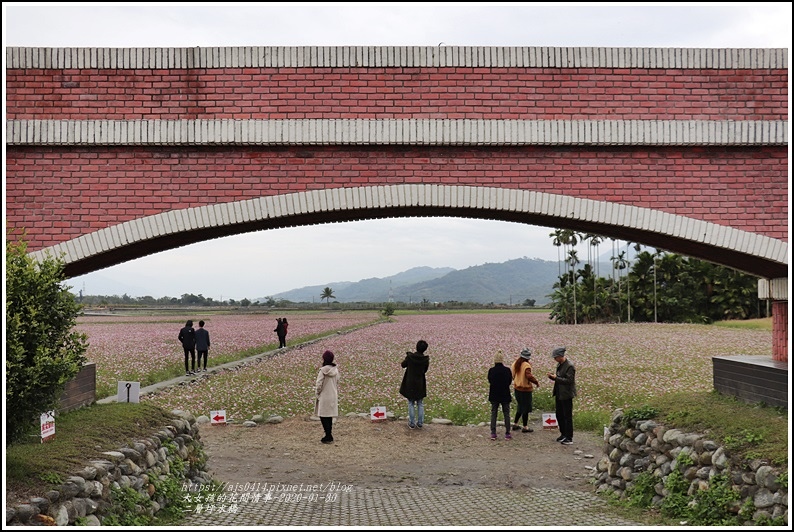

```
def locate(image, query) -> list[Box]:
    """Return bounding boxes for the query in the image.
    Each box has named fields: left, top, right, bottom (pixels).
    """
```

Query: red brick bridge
left=5, top=46, right=788, bottom=361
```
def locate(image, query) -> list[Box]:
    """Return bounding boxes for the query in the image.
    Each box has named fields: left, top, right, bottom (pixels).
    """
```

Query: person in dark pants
left=399, top=340, right=430, bottom=429
left=511, top=347, right=540, bottom=433
left=314, top=350, right=339, bottom=444
left=178, top=320, right=196, bottom=376
left=547, top=347, right=576, bottom=445
left=195, top=320, right=210, bottom=371
left=275, top=318, right=286, bottom=348
left=487, top=350, right=513, bottom=441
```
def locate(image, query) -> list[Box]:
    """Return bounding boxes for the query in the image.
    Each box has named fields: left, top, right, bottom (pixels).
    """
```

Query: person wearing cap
left=510, top=348, right=540, bottom=433
left=399, top=340, right=430, bottom=429
left=547, top=347, right=576, bottom=445
left=314, top=350, right=340, bottom=444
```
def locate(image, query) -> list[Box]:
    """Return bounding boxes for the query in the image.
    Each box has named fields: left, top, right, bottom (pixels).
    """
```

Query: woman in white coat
left=314, top=350, right=340, bottom=444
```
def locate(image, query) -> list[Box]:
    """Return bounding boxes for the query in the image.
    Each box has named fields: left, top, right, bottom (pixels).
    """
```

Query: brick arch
left=30, top=184, right=787, bottom=281
left=7, top=45, right=788, bottom=361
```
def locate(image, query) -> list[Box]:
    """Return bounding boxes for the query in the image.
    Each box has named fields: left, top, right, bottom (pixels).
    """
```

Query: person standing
left=488, top=350, right=513, bottom=441
left=399, top=340, right=430, bottom=429
left=314, top=350, right=340, bottom=444
left=178, top=320, right=196, bottom=376
left=511, top=348, right=540, bottom=433
left=547, top=347, right=576, bottom=445
left=274, top=318, right=286, bottom=349
left=281, top=317, right=289, bottom=348
left=195, top=320, right=210, bottom=372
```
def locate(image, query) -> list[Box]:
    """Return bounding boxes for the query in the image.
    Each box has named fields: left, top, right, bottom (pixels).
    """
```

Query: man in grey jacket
left=547, top=347, right=576, bottom=445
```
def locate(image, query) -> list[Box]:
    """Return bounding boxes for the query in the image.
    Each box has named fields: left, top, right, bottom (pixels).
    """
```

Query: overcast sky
left=3, top=3, right=791, bottom=300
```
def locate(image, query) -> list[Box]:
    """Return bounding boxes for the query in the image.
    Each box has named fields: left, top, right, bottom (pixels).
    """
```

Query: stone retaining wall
left=5, top=410, right=211, bottom=526
left=593, top=408, right=788, bottom=526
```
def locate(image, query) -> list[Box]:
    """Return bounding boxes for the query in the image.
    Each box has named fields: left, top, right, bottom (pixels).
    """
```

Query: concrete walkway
left=177, top=484, right=644, bottom=527
left=97, top=330, right=356, bottom=404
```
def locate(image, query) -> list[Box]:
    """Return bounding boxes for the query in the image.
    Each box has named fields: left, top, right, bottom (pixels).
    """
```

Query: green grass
left=393, top=308, right=549, bottom=316
left=649, top=390, right=788, bottom=467
left=6, top=403, right=177, bottom=497
left=712, top=317, right=772, bottom=331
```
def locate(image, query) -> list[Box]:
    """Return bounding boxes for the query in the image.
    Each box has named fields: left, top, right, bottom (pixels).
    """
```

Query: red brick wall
left=6, top=67, right=788, bottom=121
left=771, top=301, right=788, bottom=362
left=6, top=145, right=787, bottom=251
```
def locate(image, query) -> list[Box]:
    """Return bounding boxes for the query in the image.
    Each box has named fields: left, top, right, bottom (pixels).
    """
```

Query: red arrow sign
left=210, top=410, right=227, bottom=425
left=372, top=410, right=385, bottom=419
left=542, top=413, right=558, bottom=428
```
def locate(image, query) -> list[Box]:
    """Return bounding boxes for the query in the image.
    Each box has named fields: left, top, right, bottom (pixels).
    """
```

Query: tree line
left=546, top=229, right=764, bottom=325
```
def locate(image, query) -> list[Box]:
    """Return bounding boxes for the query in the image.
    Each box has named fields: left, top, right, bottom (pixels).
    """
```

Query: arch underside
left=30, top=185, right=788, bottom=280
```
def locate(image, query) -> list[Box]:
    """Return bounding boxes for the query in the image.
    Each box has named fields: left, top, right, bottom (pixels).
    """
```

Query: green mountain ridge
left=264, top=258, right=574, bottom=305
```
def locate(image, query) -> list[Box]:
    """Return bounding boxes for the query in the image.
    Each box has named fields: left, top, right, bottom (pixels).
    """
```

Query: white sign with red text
left=210, top=410, right=227, bottom=425
left=40, top=411, right=56, bottom=443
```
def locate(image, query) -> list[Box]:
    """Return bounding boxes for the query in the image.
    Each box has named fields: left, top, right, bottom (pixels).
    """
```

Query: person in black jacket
left=274, top=318, right=286, bottom=349
left=547, top=347, right=577, bottom=445
left=194, top=320, right=210, bottom=371
left=178, top=320, right=196, bottom=376
left=488, top=350, right=513, bottom=441
left=399, top=340, right=429, bottom=429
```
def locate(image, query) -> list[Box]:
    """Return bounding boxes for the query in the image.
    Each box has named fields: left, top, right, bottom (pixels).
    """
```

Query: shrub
left=621, top=405, right=660, bottom=427
left=625, top=471, right=657, bottom=508
left=5, top=236, right=88, bottom=443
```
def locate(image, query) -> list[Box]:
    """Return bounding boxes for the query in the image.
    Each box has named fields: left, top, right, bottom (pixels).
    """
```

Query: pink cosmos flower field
left=134, top=312, right=772, bottom=424
left=76, top=311, right=382, bottom=398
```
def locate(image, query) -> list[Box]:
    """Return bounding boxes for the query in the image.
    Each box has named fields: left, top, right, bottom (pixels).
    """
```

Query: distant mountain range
left=261, top=257, right=574, bottom=305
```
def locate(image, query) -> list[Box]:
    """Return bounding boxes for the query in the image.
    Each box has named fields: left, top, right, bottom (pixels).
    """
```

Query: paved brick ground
left=179, top=484, right=644, bottom=527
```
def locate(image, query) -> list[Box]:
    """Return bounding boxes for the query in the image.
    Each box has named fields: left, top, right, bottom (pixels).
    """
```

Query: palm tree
left=612, top=249, right=627, bottom=323
left=320, top=287, right=336, bottom=306
left=549, top=229, right=564, bottom=277
left=586, top=234, right=603, bottom=313
left=567, top=249, right=580, bottom=324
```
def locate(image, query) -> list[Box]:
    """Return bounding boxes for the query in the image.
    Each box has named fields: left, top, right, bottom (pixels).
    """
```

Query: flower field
left=76, top=311, right=382, bottom=398
left=129, top=312, right=772, bottom=425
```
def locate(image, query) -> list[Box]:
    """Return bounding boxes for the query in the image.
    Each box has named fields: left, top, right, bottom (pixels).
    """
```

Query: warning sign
left=370, top=406, right=386, bottom=421
left=40, top=411, right=55, bottom=443
left=210, top=410, right=227, bottom=425
left=542, top=413, right=558, bottom=429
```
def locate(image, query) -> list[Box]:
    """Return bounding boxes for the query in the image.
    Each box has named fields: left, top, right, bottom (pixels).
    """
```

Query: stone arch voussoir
left=30, top=185, right=788, bottom=280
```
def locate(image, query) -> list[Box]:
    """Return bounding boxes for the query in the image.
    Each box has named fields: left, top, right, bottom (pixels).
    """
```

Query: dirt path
left=197, top=415, right=604, bottom=493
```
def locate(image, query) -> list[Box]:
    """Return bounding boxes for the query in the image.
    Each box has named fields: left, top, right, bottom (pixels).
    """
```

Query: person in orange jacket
left=511, top=347, right=540, bottom=433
